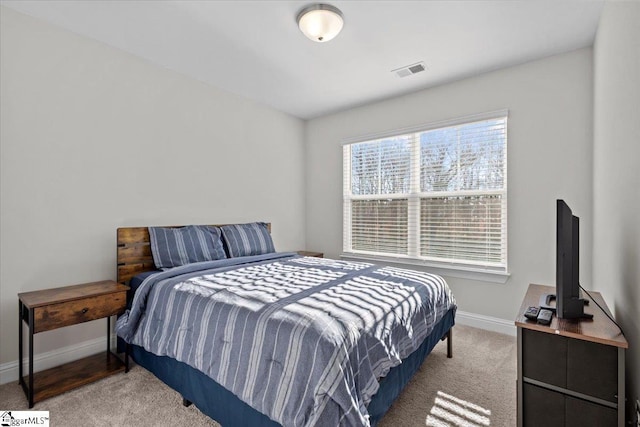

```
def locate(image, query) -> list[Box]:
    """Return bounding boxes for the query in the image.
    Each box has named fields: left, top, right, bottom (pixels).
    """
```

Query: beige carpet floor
left=0, top=325, right=516, bottom=426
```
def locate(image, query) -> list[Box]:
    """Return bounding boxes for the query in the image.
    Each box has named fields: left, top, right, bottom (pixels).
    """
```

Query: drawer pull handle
left=81, top=308, right=89, bottom=314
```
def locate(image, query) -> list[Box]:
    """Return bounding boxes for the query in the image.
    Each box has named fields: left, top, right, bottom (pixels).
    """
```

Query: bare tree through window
left=344, top=115, right=507, bottom=271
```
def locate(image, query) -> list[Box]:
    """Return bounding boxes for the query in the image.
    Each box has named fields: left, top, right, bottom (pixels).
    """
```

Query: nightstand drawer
left=297, top=251, right=323, bottom=258
left=33, top=292, right=126, bottom=333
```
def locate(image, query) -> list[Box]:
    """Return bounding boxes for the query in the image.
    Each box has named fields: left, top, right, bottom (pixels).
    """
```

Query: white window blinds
left=343, top=113, right=508, bottom=272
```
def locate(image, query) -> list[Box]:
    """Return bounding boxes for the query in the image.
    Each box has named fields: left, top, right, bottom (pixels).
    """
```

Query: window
left=343, top=112, right=508, bottom=273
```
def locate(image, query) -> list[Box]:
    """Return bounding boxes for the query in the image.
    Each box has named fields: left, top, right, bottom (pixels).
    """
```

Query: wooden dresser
left=18, top=280, right=129, bottom=408
left=515, top=284, right=628, bottom=426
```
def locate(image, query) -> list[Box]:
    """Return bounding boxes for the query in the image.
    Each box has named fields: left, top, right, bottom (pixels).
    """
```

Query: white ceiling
left=2, top=0, right=604, bottom=119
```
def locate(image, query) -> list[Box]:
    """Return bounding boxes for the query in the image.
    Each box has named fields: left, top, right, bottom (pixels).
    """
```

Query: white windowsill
left=340, top=253, right=510, bottom=284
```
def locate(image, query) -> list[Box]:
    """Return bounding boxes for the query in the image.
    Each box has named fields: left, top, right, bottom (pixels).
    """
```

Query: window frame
left=342, top=110, right=509, bottom=281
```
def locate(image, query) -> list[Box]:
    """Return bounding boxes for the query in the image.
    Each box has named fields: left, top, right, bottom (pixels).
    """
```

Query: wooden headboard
left=116, top=223, right=271, bottom=285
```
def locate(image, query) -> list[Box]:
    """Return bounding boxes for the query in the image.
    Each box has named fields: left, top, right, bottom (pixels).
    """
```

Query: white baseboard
left=456, top=310, right=516, bottom=336
left=0, top=311, right=514, bottom=385
left=0, top=335, right=117, bottom=385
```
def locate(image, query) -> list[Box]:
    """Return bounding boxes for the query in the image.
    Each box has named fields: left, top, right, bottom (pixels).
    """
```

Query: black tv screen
left=556, top=199, right=590, bottom=319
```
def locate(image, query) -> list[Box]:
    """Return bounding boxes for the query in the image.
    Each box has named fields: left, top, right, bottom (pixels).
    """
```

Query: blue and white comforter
left=116, top=253, right=456, bottom=427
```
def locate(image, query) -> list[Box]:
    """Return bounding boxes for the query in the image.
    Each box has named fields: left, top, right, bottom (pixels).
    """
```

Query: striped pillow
left=220, top=222, right=275, bottom=258
left=149, top=225, right=227, bottom=269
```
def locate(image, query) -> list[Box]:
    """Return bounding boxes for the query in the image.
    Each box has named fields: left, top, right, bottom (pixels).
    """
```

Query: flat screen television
left=540, top=200, right=592, bottom=319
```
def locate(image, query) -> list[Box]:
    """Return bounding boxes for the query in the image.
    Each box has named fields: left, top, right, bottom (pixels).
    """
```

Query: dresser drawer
left=522, top=328, right=567, bottom=388
left=33, top=292, right=126, bottom=333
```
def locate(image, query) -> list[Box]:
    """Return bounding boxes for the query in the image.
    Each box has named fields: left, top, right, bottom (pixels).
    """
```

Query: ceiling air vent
left=392, top=62, right=426, bottom=78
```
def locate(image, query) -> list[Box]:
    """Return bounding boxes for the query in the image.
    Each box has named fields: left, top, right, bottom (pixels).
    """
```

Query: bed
left=115, top=223, right=456, bottom=427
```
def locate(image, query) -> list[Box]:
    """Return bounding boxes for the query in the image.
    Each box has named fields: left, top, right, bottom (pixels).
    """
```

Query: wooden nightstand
left=296, top=251, right=324, bottom=258
left=18, top=280, right=130, bottom=408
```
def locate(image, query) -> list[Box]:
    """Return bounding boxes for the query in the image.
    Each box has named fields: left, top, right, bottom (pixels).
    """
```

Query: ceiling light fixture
left=296, top=4, right=344, bottom=43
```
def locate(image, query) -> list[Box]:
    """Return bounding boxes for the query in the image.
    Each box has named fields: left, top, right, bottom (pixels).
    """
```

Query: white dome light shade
left=297, top=4, right=344, bottom=43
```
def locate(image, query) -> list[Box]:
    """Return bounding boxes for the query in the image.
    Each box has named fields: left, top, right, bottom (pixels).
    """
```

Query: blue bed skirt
left=129, top=308, right=455, bottom=426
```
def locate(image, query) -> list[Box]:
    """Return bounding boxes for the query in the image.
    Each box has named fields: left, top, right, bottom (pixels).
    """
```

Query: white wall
left=0, top=7, right=305, bottom=366
left=593, top=0, right=640, bottom=419
left=306, top=48, right=594, bottom=321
